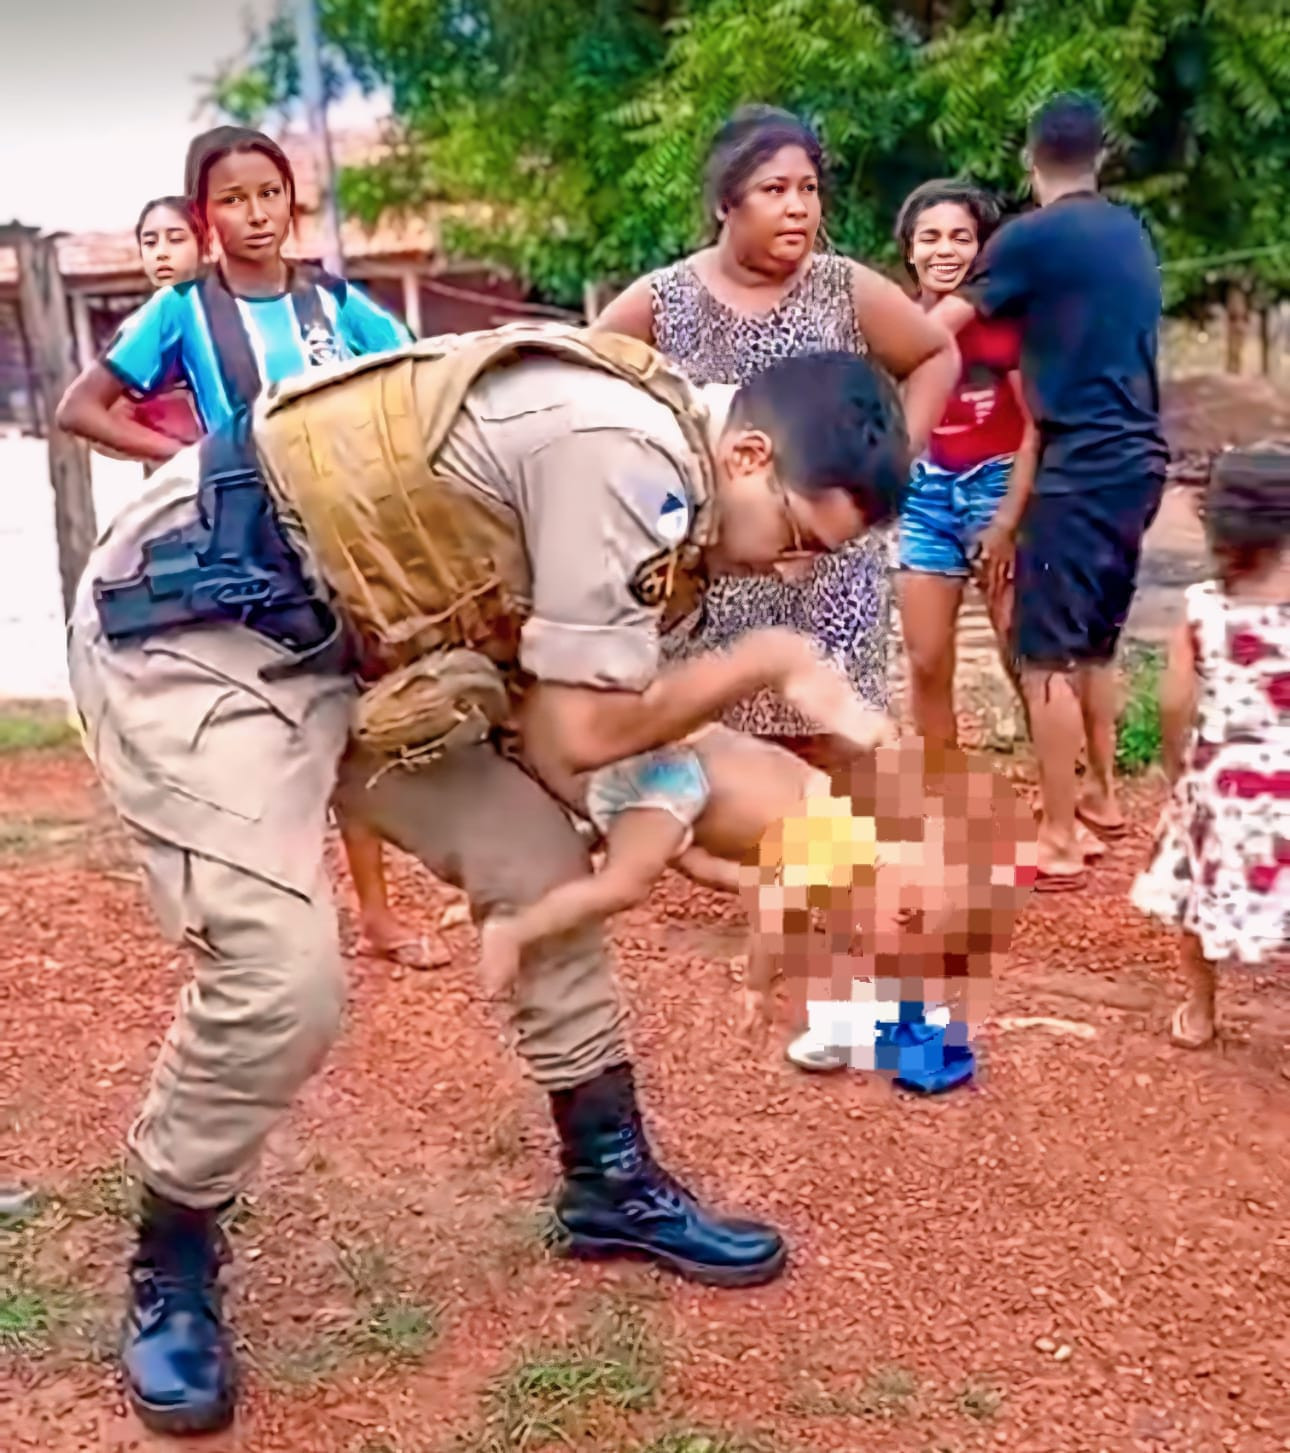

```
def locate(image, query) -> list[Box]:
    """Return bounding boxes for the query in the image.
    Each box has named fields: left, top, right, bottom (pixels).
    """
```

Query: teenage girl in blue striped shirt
left=59, top=126, right=447, bottom=970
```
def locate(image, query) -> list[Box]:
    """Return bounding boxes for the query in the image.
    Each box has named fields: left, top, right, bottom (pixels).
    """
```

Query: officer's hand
left=478, top=915, right=522, bottom=1001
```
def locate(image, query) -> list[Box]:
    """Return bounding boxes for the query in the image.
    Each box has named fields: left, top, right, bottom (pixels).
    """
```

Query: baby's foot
left=479, top=916, right=522, bottom=1000
left=1169, top=998, right=1215, bottom=1050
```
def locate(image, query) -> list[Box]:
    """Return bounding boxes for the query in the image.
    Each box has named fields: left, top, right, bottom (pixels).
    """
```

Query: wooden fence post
left=0, top=224, right=96, bottom=622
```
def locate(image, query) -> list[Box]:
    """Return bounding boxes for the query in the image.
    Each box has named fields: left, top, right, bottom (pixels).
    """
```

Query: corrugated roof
left=0, top=128, right=485, bottom=287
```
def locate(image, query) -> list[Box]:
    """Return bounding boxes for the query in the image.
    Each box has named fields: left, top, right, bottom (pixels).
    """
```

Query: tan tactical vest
left=254, top=324, right=717, bottom=761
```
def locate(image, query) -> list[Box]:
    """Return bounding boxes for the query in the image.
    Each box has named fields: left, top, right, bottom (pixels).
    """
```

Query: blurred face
left=908, top=200, right=979, bottom=296
left=204, top=149, right=292, bottom=266
left=723, top=145, right=821, bottom=270
left=712, top=424, right=867, bottom=570
left=137, top=205, right=201, bottom=288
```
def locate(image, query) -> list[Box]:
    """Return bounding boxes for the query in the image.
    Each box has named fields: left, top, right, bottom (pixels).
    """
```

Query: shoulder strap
left=196, top=269, right=265, bottom=415
left=287, top=261, right=348, bottom=337
left=257, top=323, right=718, bottom=548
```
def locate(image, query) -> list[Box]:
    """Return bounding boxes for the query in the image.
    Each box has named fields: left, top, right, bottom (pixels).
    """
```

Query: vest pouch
left=353, top=648, right=511, bottom=765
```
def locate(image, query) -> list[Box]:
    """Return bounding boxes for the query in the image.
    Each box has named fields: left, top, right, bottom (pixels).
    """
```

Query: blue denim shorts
left=898, top=454, right=1013, bottom=577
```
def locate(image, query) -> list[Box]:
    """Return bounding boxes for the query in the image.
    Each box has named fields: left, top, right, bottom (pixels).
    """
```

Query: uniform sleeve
left=337, top=282, right=413, bottom=355
left=518, top=429, right=695, bottom=692
left=959, top=219, right=1033, bottom=320
left=102, top=288, right=184, bottom=395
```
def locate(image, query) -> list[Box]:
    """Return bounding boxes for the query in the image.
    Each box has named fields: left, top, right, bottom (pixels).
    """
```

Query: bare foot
left=361, top=916, right=451, bottom=970
left=1170, top=998, right=1215, bottom=1049
left=1075, top=822, right=1107, bottom=860
left=479, top=916, right=523, bottom=1000
left=1036, top=829, right=1086, bottom=881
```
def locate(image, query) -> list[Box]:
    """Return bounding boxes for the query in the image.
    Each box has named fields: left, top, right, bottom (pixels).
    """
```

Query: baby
left=478, top=715, right=894, bottom=998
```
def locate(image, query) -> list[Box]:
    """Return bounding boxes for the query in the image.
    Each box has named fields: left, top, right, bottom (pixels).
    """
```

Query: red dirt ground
left=2, top=747, right=1289, bottom=1453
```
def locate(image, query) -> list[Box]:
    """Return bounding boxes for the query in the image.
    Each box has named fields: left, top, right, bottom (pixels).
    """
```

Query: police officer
left=65, top=327, right=916, bottom=1434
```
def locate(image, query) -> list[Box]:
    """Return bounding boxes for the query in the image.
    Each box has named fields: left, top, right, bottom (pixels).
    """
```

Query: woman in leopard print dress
left=595, top=105, right=957, bottom=742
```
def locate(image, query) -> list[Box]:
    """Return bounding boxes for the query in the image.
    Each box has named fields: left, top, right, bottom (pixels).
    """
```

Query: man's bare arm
left=523, top=628, right=815, bottom=775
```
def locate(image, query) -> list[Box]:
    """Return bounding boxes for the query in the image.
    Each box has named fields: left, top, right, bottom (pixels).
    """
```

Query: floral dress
left=651, top=254, right=894, bottom=734
left=1131, top=581, right=1290, bottom=964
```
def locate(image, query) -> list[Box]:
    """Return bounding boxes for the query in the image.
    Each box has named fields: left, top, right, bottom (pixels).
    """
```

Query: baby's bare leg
left=479, top=809, right=687, bottom=996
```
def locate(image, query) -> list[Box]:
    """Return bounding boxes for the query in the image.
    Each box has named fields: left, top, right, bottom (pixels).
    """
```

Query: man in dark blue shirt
left=934, top=93, right=1168, bottom=889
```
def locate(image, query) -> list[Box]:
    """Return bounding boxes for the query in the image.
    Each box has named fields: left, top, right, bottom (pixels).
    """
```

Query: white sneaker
left=785, top=1026, right=848, bottom=1073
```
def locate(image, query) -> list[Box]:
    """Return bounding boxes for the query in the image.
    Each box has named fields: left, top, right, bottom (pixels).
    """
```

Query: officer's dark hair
left=134, top=195, right=203, bottom=246
left=704, top=105, right=825, bottom=226
left=184, top=126, right=297, bottom=220
left=729, top=352, right=908, bottom=527
left=894, top=179, right=1001, bottom=283
left=1027, top=93, right=1104, bottom=173
left=1205, top=444, right=1290, bottom=588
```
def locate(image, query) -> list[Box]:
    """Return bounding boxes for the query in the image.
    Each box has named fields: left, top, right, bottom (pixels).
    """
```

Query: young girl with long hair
left=59, top=128, right=444, bottom=970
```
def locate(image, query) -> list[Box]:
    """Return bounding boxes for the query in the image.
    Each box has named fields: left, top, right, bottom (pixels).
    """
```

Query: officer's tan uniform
left=69, top=347, right=710, bottom=1209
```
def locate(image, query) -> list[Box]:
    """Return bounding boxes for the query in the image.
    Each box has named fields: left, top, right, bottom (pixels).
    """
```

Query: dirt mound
left=1162, top=374, right=1290, bottom=478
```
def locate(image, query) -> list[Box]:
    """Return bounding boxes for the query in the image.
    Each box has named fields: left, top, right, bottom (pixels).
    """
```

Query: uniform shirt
left=103, top=270, right=410, bottom=435
left=429, top=357, right=702, bottom=693
left=927, top=314, right=1025, bottom=474
left=960, top=194, right=1168, bottom=495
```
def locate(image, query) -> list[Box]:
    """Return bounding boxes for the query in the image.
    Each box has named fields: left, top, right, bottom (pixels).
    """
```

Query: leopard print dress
left=651, top=253, right=893, bottom=735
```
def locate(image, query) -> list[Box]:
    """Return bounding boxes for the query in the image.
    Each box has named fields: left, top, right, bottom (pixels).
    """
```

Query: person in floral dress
left=1131, top=448, right=1289, bottom=1046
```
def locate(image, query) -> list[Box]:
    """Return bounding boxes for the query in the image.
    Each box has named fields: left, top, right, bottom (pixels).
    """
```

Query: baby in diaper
left=477, top=722, right=878, bottom=998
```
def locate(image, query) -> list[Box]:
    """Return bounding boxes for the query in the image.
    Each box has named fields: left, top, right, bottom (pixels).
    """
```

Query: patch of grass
left=63, top=1164, right=134, bottom=1223
left=955, top=1375, right=1003, bottom=1422
left=793, top=1364, right=919, bottom=1421
left=480, top=1302, right=658, bottom=1450
left=0, top=811, right=87, bottom=859
left=0, top=706, right=78, bottom=755
left=354, top=1296, right=437, bottom=1363
left=264, top=1238, right=438, bottom=1387
left=1116, top=645, right=1164, bottom=775
left=0, top=1288, right=56, bottom=1353
left=636, top=1435, right=775, bottom=1453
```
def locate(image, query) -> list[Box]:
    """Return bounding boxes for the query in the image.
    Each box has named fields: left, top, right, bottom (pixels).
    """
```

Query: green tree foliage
left=211, top=0, right=1290, bottom=309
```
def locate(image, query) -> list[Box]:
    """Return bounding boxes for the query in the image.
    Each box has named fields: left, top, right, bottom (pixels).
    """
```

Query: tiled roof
left=0, top=128, right=488, bottom=288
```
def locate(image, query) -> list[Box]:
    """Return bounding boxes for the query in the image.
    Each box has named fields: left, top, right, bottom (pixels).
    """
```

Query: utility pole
left=293, top=0, right=344, bottom=276
left=0, top=223, right=96, bottom=622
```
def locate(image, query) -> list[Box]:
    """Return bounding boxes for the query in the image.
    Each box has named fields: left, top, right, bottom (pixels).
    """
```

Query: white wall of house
left=0, top=435, right=147, bottom=699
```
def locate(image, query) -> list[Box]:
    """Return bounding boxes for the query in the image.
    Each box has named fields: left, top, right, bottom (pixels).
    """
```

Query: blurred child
left=1132, top=448, right=1290, bottom=1046
left=744, top=740, right=1036, bottom=1087
left=479, top=707, right=891, bottom=997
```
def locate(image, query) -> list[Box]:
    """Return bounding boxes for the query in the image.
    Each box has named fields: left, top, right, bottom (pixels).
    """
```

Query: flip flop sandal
left=1169, top=1003, right=1215, bottom=1050
left=364, top=936, right=451, bottom=971
left=1034, top=868, right=1088, bottom=894
left=1076, top=807, right=1128, bottom=840
left=1076, top=828, right=1107, bottom=860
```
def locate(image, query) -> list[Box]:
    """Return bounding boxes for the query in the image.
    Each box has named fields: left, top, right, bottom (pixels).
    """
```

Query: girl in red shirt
left=895, top=181, right=1037, bottom=748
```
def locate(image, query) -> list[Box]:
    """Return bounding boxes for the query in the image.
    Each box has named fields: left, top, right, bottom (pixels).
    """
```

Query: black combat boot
left=550, top=1063, right=787, bottom=1288
left=121, top=1188, right=236, bottom=1434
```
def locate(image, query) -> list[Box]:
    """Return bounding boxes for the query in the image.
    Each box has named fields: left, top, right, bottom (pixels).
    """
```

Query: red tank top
left=928, top=314, right=1026, bottom=473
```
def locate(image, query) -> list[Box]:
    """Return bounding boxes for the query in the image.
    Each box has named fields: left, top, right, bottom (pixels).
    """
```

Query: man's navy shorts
left=1013, top=477, right=1164, bottom=669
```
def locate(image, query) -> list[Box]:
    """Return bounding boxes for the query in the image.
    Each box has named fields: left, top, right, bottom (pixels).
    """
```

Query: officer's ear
left=720, top=426, right=774, bottom=480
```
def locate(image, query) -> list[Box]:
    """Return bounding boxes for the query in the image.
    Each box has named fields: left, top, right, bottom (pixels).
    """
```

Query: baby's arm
left=479, top=808, right=685, bottom=998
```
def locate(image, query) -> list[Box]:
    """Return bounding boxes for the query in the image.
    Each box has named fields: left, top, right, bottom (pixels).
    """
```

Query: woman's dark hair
left=1205, top=445, right=1290, bottom=583
left=893, top=179, right=1002, bottom=283
left=704, top=105, right=825, bottom=225
left=184, top=125, right=296, bottom=218
left=730, top=351, right=909, bottom=527
left=134, top=195, right=202, bottom=245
